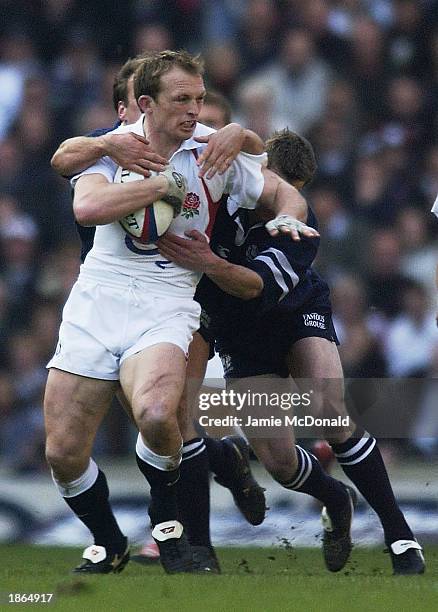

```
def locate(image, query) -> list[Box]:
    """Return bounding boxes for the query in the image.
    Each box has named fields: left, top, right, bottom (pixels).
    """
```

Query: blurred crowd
left=0, top=0, right=437, bottom=472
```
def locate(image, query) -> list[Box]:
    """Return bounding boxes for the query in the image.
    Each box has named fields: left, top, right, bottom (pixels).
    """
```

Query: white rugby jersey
left=72, top=115, right=266, bottom=294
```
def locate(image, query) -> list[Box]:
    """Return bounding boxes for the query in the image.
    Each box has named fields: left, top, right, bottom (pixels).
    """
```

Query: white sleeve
left=70, top=156, right=117, bottom=188
left=201, top=150, right=266, bottom=208
left=432, top=193, right=438, bottom=218
left=225, top=151, right=267, bottom=210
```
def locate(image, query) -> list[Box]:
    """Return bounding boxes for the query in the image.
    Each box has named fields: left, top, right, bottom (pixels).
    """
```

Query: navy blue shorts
left=218, top=304, right=339, bottom=379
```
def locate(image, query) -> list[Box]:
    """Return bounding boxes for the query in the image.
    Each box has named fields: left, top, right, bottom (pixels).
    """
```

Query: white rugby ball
left=114, top=167, right=174, bottom=244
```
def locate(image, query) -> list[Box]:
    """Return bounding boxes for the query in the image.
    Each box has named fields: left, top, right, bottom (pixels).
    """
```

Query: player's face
left=198, top=103, right=227, bottom=130
left=145, top=67, right=206, bottom=143
left=118, top=75, right=141, bottom=125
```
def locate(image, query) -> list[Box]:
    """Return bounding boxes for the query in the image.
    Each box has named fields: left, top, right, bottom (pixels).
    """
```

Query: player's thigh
left=44, top=368, right=118, bottom=462
left=120, top=342, right=187, bottom=428
left=287, top=336, right=343, bottom=379
left=288, top=337, right=353, bottom=440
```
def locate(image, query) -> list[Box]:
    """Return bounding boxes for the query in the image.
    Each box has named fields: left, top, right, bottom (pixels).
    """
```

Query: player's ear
left=138, top=95, right=154, bottom=114
left=117, top=101, right=127, bottom=123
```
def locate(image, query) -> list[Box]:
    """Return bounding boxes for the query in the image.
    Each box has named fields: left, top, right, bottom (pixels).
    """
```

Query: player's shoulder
left=86, top=121, right=121, bottom=138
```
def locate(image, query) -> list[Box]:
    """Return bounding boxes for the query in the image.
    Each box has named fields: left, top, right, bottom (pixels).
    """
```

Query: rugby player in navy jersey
left=158, top=129, right=425, bottom=575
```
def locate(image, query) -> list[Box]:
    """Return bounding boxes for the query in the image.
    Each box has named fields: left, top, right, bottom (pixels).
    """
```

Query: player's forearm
left=51, top=137, right=107, bottom=176
left=205, top=257, right=263, bottom=300
left=257, top=169, right=308, bottom=222
left=74, top=176, right=168, bottom=226
left=241, top=129, right=264, bottom=155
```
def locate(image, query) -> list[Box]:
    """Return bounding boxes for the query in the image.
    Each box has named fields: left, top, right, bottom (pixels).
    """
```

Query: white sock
left=136, top=433, right=182, bottom=471
left=52, top=458, right=99, bottom=498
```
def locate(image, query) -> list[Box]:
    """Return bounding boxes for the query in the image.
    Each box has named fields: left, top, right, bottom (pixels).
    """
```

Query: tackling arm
left=157, top=231, right=263, bottom=300
left=256, top=168, right=318, bottom=240
left=51, top=132, right=167, bottom=178
left=195, top=124, right=264, bottom=178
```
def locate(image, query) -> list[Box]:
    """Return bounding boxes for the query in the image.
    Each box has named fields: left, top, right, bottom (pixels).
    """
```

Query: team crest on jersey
left=181, top=192, right=200, bottom=218
left=246, top=244, right=259, bottom=260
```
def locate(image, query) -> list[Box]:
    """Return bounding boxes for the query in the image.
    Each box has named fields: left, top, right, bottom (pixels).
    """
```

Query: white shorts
left=47, top=272, right=201, bottom=380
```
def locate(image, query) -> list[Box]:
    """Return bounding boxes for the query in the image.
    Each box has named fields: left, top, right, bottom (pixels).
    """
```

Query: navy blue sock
left=331, top=429, right=414, bottom=544
left=64, top=470, right=126, bottom=553
left=280, top=446, right=348, bottom=516
left=135, top=454, right=180, bottom=527
left=177, top=438, right=211, bottom=547
left=204, top=436, right=236, bottom=479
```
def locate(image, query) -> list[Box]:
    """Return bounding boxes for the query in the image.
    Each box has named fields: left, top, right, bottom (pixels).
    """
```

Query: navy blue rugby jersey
left=195, top=203, right=330, bottom=353
left=70, top=122, right=120, bottom=262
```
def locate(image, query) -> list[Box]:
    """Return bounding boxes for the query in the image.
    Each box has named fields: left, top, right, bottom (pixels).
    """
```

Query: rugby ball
left=114, top=167, right=174, bottom=244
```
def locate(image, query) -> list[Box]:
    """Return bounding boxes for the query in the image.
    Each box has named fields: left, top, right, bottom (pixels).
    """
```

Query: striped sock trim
left=52, top=458, right=99, bottom=498
left=136, top=434, right=182, bottom=471
left=182, top=438, right=206, bottom=461
left=334, top=435, right=377, bottom=466
left=282, top=446, right=313, bottom=490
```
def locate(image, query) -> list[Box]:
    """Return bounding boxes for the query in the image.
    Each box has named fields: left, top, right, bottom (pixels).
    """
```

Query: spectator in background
left=241, top=28, right=332, bottom=134
left=235, top=0, right=280, bottom=74
left=309, top=183, right=371, bottom=280
left=132, top=23, right=174, bottom=56
left=384, top=281, right=437, bottom=377
left=0, top=31, right=41, bottom=139
left=205, top=44, right=241, bottom=104
left=365, top=228, right=411, bottom=320
left=396, top=207, right=438, bottom=298
left=2, top=332, right=46, bottom=473
left=346, top=16, right=388, bottom=126
left=331, top=275, right=387, bottom=378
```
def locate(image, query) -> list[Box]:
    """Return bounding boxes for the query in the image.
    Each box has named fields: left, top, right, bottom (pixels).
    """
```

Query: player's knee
left=135, top=401, right=177, bottom=435
left=45, top=439, right=88, bottom=480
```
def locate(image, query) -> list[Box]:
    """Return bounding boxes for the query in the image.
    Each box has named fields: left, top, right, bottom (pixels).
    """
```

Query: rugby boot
left=73, top=538, right=130, bottom=574
left=321, top=484, right=356, bottom=572
left=214, top=435, right=267, bottom=526
left=191, top=545, right=221, bottom=574
left=152, top=520, right=195, bottom=574
left=388, top=540, right=425, bottom=575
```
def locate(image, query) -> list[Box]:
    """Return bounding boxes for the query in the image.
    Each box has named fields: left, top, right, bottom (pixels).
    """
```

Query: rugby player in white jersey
left=44, top=50, right=317, bottom=575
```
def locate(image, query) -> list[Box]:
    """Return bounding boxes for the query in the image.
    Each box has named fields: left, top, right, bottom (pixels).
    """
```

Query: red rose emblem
left=182, top=192, right=201, bottom=218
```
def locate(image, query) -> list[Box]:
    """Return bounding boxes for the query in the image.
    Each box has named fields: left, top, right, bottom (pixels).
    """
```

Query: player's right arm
left=73, top=165, right=185, bottom=226
left=51, top=132, right=167, bottom=177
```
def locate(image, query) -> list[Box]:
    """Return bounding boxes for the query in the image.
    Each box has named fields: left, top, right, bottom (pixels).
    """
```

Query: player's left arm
left=157, top=231, right=263, bottom=300
left=195, top=124, right=264, bottom=179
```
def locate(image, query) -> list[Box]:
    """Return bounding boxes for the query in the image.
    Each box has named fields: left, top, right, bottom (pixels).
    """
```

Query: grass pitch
left=1, top=545, right=437, bottom=612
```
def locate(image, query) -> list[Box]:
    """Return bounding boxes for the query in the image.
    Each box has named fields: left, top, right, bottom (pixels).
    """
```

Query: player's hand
left=157, top=230, right=216, bottom=272
left=159, top=165, right=187, bottom=217
left=195, top=123, right=246, bottom=179
left=265, top=215, right=320, bottom=241
left=102, top=132, right=168, bottom=177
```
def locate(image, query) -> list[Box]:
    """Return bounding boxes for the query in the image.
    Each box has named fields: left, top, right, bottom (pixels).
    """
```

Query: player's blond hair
left=134, top=50, right=204, bottom=101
